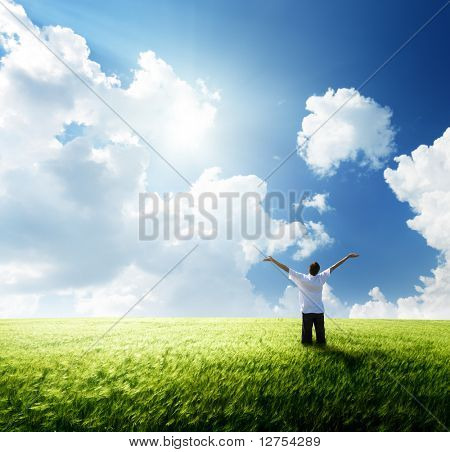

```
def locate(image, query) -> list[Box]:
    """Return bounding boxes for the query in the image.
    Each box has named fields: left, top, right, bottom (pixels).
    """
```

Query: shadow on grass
left=307, top=344, right=387, bottom=371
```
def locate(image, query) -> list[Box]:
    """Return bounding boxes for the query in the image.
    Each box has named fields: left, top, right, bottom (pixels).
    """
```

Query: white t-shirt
left=288, top=267, right=331, bottom=314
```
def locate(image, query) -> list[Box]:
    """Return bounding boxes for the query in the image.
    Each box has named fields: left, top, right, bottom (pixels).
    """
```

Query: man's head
left=309, top=262, right=320, bottom=276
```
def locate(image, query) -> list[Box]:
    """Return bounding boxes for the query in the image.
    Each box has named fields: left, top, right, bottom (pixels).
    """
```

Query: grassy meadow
left=0, top=318, right=448, bottom=431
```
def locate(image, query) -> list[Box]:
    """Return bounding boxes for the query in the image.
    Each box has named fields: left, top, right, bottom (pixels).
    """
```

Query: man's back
left=289, top=268, right=331, bottom=314
left=263, top=252, right=359, bottom=345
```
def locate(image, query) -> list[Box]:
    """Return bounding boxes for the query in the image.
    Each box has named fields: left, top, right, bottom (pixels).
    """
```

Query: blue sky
left=1, top=0, right=450, bottom=317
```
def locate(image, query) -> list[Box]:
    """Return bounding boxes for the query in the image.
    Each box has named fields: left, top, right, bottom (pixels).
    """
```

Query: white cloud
left=196, top=78, right=221, bottom=102
left=0, top=0, right=214, bottom=316
left=0, top=2, right=217, bottom=176
left=273, top=285, right=298, bottom=317
left=73, top=165, right=304, bottom=317
left=293, top=221, right=334, bottom=260
left=351, top=128, right=450, bottom=319
left=75, top=264, right=162, bottom=316
left=297, top=88, right=396, bottom=176
left=322, top=283, right=350, bottom=318
left=349, top=287, right=397, bottom=318
left=303, top=193, right=331, bottom=213
left=385, top=128, right=450, bottom=252
left=0, top=262, right=51, bottom=285
left=382, top=128, right=450, bottom=319
left=0, top=293, right=40, bottom=318
left=0, top=2, right=335, bottom=317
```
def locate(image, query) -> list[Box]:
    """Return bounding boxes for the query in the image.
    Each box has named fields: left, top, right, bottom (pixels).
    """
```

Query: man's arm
left=263, top=256, right=289, bottom=273
left=330, top=253, right=359, bottom=273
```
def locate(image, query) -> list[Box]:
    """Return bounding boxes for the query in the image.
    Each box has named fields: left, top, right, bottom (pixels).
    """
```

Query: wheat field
left=0, top=318, right=448, bottom=431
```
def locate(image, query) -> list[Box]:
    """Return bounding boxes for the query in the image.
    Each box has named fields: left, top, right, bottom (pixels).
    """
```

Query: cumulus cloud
left=293, top=221, right=333, bottom=260
left=303, top=193, right=331, bottom=213
left=0, top=293, right=40, bottom=318
left=349, top=287, right=397, bottom=318
left=65, top=165, right=311, bottom=317
left=64, top=157, right=331, bottom=317
left=0, top=2, right=217, bottom=177
left=322, top=283, right=350, bottom=318
left=0, top=1, right=333, bottom=317
left=297, top=88, right=396, bottom=176
left=351, top=128, right=450, bottom=319
left=196, top=78, right=221, bottom=102
left=383, top=128, right=450, bottom=319
left=385, top=128, right=450, bottom=252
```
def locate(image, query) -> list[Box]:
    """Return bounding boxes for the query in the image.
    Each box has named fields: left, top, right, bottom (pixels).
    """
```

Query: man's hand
left=330, top=252, right=359, bottom=272
left=263, top=255, right=289, bottom=273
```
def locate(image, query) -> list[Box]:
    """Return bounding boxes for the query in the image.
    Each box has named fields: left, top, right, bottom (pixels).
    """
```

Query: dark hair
left=309, top=262, right=320, bottom=276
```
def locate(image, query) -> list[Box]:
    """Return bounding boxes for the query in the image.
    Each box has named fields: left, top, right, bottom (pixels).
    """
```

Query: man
left=263, top=253, right=359, bottom=345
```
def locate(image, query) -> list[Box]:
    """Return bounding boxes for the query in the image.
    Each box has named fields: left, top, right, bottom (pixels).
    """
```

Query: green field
left=0, top=318, right=448, bottom=432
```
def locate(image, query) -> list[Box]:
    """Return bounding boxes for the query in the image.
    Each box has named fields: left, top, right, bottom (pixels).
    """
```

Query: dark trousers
left=302, top=313, right=326, bottom=344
